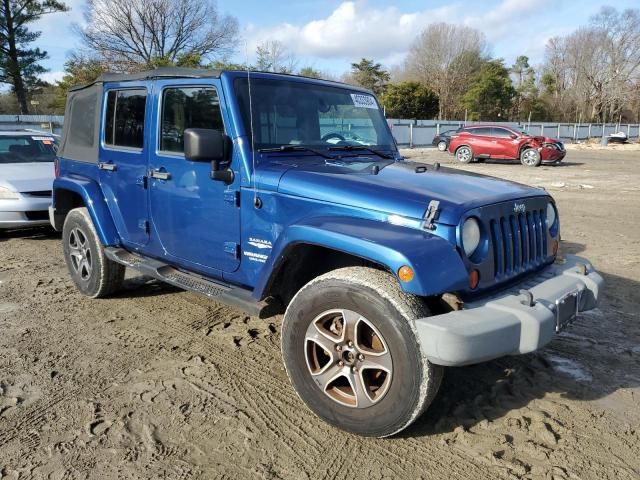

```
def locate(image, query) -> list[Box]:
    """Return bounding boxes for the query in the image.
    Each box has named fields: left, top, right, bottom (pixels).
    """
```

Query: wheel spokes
left=348, top=370, right=375, bottom=408
left=304, top=309, right=393, bottom=409
left=68, top=227, right=92, bottom=279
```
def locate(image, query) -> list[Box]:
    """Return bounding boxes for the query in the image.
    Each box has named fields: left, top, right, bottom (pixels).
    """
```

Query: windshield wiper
left=328, top=145, right=393, bottom=159
left=258, top=145, right=334, bottom=159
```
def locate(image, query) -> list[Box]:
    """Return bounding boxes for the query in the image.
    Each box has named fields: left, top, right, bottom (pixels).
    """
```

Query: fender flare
left=52, top=176, right=120, bottom=246
left=253, top=215, right=469, bottom=299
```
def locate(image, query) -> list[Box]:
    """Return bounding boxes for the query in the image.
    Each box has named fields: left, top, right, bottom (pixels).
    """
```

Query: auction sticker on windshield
left=351, top=93, right=378, bottom=109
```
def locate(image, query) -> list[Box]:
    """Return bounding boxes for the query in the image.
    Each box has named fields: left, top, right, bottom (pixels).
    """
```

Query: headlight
left=546, top=203, right=557, bottom=228
left=0, top=186, right=19, bottom=200
left=462, top=217, right=481, bottom=256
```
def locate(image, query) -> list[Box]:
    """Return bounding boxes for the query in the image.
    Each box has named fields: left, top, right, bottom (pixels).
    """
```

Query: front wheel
left=455, top=146, right=473, bottom=163
left=437, top=140, right=447, bottom=151
left=521, top=148, right=542, bottom=167
left=62, top=207, right=125, bottom=298
left=281, top=267, right=443, bottom=437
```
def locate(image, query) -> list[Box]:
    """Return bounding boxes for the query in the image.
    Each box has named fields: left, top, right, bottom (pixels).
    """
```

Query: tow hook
left=575, top=262, right=588, bottom=275
left=519, top=289, right=535, bottom=307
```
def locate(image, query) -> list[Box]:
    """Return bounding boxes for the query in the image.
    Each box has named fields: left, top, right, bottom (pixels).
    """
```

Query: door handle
left=149, top=169, right=171, bottom=181
left=98, top=162, right=117, bottom=171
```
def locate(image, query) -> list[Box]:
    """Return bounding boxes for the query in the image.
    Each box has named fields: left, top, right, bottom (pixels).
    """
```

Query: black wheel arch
left=51, top=188, right=85, bottom=231
left=261, top=243, right=390, bottom=309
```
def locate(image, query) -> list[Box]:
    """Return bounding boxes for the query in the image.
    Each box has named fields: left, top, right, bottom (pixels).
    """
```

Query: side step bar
left=105, top=247, right=274, bottom=318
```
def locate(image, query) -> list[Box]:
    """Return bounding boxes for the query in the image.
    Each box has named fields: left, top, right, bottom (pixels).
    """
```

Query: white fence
left=388, top=119, right=640, bottom=148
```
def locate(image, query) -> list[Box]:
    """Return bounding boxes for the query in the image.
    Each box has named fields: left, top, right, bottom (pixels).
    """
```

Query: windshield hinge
left=423, top=200, right=440, bottom=230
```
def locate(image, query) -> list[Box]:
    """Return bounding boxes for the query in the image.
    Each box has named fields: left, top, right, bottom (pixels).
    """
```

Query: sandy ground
left=1, top=148, right=639, bottom=480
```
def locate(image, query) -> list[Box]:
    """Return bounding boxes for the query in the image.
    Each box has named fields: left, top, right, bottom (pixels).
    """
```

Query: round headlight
left=462, top=218, right=481, bottom=256
left=546, top=203, right=557, bottom=228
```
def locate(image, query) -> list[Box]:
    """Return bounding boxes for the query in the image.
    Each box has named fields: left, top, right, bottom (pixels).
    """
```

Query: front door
left=491, top=127, right=519, bottom=159
left=147, top=80, right=240, bottom=273
left=99, top=87, right=150, bottom=247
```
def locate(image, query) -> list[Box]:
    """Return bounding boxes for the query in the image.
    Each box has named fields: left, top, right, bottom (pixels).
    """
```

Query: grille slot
left=491, top=209, right=547, bottom=279
left=23, top=190, right=52, bottom=197
left=24, top=210, right=49, bottom=220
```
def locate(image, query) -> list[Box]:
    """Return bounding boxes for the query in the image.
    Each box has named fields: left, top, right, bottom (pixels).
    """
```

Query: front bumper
left=541, top=147, right=566, bottom=162
left=0, top=196, right=51, bottom=229
left=416, top=255, right=603, bottom=366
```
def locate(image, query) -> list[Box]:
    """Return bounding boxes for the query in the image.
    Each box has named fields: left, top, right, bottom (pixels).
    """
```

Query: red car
left=447, top=125, right=566, bottom=167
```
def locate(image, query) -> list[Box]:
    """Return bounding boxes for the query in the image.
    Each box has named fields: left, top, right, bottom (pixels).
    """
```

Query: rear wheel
left=455, top=146, right=473, bottom=163
left=281, top=267, right=443, bottom=437
left=62, top=207, right=125, bottom=298
left=520, top=148, right=542, bottom=167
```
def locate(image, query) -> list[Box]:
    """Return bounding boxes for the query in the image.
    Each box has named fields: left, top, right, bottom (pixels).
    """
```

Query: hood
left=276, top=159, right=547, bottom=225
left=0, top=162, right=55, bottom=192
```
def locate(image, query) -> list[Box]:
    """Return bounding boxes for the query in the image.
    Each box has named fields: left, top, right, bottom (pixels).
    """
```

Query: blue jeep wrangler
left=50, top=68, right=603, bottom=437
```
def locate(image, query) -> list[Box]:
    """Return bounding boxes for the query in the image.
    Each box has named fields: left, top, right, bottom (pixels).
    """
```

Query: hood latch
left=423, top=200, right=440, bottom=230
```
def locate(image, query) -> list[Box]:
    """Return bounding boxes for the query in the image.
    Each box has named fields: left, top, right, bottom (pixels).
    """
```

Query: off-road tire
left=520, top=147, right=542, bottom=167
left=455, top=145, right=473, bottom=163
left=62, top=207, right=125, bottom=298
left=281, top=267, right=443, bottom=437
left=437, top=140, right=447, bottom=151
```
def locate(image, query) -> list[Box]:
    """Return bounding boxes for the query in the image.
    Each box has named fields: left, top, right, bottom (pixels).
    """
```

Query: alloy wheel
left=457, top=147, right=471, bottom=162
left=68, top=227, right=93, bottom=280
left=304, top=309, right=393, bottom=408
left=522, top=150, right=538, bottom=165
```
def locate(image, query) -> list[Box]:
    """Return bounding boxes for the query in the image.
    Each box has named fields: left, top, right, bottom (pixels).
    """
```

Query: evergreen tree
left=349, top=58, right=390, bottom=95
left=381, top=82, right=438, bottom=119
left=511, top=55, right=536, bottom=120
left=0, top=0, right=68, bottom=114
left=462, top=59, right=516, bottom=121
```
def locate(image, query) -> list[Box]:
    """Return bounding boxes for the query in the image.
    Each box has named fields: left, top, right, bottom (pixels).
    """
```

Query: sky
left=32, top=0, right=640, bottom=84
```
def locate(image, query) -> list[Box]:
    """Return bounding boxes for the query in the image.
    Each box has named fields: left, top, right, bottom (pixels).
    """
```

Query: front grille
left=23, top=190, right=52, bottom=197
left=489, top=209, right=547, bottom=280
left=25, top=210, right=49, bottom=221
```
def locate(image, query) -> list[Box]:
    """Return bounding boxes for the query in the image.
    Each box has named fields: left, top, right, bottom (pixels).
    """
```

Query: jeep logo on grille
left=513, top=202, right=526, bottom=213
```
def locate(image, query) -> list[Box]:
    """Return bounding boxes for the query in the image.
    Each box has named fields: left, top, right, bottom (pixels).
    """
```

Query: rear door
left=147, top=80, right=241, bottom=274
left=467, top=127, right=494, bottom=157
left=99, top=86, right=150, bottom=247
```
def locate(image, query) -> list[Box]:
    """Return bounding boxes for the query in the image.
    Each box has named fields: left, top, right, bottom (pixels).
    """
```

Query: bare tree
left=255, top=40, right=297, bottom=74
left=541, top=7, right=640, bottom=122
left=403, top=23, right=488, bottom=119
left=79, top=0, right=239, bottom=71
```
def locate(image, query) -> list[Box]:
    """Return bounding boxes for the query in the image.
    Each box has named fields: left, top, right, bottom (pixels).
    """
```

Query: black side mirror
left=510, top=133, right=518, bottom=139
left=184, top=128, right=234, bottom=184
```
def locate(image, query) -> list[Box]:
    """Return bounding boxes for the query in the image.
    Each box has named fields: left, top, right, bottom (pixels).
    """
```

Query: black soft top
left=69, top=67, right=221, bottom=91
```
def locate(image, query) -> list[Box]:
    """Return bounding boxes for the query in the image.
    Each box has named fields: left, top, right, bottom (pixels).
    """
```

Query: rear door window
left=470, top=127, right=492, bottom=136
left=104, top=89, right=147, bottom=149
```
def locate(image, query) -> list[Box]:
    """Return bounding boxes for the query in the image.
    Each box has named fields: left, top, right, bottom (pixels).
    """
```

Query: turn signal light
left=398, top=265, right=414, bottom=282
left=469, top=270, right=480, bottom=289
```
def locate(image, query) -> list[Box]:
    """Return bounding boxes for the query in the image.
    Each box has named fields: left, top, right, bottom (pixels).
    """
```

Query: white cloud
left=463, top=0, right=552, bottom=41
left=244, top=1, right=457, bottom=65
left=243, top=0, right=554, bottom=68
left=38, top=71, right=65, bottom=84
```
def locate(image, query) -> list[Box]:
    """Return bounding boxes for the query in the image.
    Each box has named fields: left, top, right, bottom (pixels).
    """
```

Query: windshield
left=0, top=135, right=57, bottom=164
left=234, top=77, right=395, bottom=151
